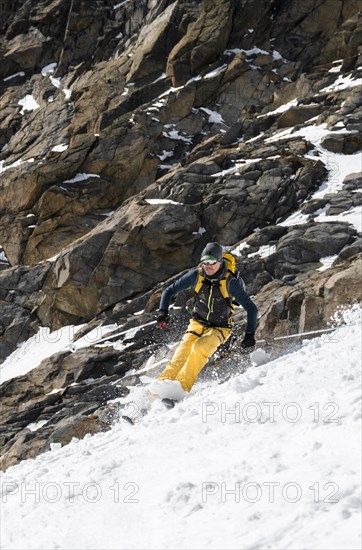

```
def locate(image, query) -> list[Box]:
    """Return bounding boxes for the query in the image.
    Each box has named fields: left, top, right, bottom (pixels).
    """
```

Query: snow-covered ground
left=1, top=307, right=361, bottom=550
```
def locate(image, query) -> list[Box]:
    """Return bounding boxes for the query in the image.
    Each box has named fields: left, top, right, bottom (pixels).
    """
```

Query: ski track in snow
left=0, top=315, right=361, bottom=550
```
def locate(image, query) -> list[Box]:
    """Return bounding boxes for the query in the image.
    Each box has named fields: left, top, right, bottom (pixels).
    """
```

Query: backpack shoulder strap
left=194, top=256, right=241, bottom=301
left=194, top=266, right=205, bottom=294
left=194, top=265, right=230, bottom=299
left=219, top=275, right=231, bottom=301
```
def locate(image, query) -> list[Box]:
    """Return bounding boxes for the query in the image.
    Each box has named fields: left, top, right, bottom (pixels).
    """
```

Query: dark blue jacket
left=160, top=267, right=258, bottom=333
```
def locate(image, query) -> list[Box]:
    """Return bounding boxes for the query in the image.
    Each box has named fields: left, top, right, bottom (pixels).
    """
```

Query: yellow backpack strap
left=194, top=266, right=205, bottom=294
left=219, top=272, right=232, bottom=301
left=220, top=272, right=235, bottom=323
left=196, top=259, right=234, bottom=300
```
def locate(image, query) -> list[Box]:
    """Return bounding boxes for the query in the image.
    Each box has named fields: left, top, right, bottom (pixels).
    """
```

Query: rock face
left=0, top=0, right=361, bottom=469
left=0, top=262, right=51, bottom=361
left=37, top=198, right=200, bottom=328
left=256, top=253, right=362, bottom=339
left=0, top=346, right=130, bottom=470
left=166, top=0, right=234, bottom=85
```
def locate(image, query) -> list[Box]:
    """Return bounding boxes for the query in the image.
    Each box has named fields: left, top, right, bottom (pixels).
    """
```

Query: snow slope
left=1, top=309, right=361, bottom=550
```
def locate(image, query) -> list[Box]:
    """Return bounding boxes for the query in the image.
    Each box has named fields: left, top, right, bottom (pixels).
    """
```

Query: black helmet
left=200, top=242, right=223, bottom=262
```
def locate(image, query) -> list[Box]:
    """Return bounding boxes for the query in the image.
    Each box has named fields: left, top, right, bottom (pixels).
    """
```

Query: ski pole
left=256, top=323, right=356, bottom=344
left=68, top=320, right=157, bottom=353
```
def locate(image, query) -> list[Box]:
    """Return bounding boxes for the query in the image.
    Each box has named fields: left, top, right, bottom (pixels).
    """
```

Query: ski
left=161, top=398, right=177, bottom=409
left=121, top=415, right=135, bottom=425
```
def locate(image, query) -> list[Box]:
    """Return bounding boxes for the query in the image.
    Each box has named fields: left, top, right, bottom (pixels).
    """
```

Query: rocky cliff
left=0, top=0, right=361, bottom=469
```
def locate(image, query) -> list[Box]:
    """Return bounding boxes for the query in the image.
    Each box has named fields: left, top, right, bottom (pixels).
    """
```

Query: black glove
left=157, top=309, right=169, bottom=328
left=241, top=332, right=256, bottom=349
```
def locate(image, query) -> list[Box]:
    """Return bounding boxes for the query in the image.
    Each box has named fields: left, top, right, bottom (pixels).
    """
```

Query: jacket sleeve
left=159, top=268, right=199, bottom=311
left=228, top=278, right=258, bottom=334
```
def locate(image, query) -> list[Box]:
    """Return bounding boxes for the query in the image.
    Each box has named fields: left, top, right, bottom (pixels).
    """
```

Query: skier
left=150, top=242, right=258, bottom=401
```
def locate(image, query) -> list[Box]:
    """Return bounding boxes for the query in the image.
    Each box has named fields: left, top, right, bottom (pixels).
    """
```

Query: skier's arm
left=159, top=268, right=199, bottom=311
left=228, top=278, right=258, bottom=334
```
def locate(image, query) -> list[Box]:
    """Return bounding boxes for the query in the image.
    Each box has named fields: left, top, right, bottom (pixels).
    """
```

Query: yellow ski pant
left=158, top=319, right=231, bottom=392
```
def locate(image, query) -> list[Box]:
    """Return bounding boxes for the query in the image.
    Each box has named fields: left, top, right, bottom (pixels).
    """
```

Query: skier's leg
left=176, top=327, right=231, bottom=391
left=157, top=320, right=205, bottom=381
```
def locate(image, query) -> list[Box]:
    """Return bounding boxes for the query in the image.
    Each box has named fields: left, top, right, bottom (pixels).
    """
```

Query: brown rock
left=256, top=253, right=362, bottom=339
left=127, top=1, right=180, bottom=82
left=0, top=415, right=110, bottom=471
left=22, top=176, right=120, bottom=264
left=3, top=27, right=50, bottom=71
left=167, top=0, right=234, bottom=85
left=36, top=199, right=200, bottom=328
left=321, top=133, right=362, bottom=154
left=0, top=431, right=47, bottom=472
left=277, top=105, right=322, bottom=128
left=323, top=254, right=362, bottom=308
left=44, top=415, right=110, bottom=449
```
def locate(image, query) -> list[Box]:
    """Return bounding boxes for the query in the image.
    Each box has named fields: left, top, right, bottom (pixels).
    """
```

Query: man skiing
left=150, top=242, right=258, bottom=401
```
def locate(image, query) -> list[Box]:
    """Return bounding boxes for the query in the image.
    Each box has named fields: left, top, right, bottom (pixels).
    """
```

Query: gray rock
left=270, top=222, right=356, bottom=278
left=201, top=157, right=326, bottom=243
left=337, top=238, right=362, bottom=261
left=248, top=226, right=288, bottom=246
left=343, top=172, right=362, bottom=190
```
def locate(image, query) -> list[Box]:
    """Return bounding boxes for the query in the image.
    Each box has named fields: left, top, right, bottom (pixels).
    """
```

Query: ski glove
left=241, top=332, right=256, bottom=348
left=157, top=309, right=169, bottom=328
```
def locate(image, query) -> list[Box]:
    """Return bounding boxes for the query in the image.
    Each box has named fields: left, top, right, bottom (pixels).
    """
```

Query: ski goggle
left=202, top=259, right=219, bottom=266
